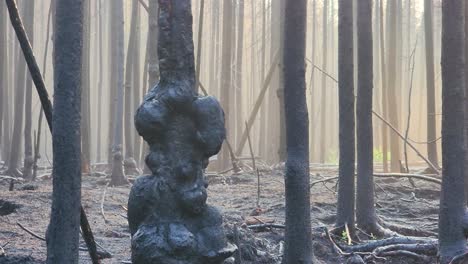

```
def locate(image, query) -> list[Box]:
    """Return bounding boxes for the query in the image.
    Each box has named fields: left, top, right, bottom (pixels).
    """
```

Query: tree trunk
left=235, top=0, right=244, bottom=146
left=132, top=3, right=141, bottom=166
left=387, top=0, right=401, bottom=172
left=438, top=1, right=466, bottom=263
left=22, top=0, right=35, bottom=180
left=96, top=0, right=103, bottom=162
left=123, top=0, right=139, bottom=174
left=109, top=0, right=128, bottom=186
left=336, top=0, right=355, bottom=232
left=319, top=0, right=329, bottom=164
left=424, top=0, right=439, bottom=170
left=81, top=0, right=91, bottom=174
left=219, top=0, right=233, bottom=169
left=282, top=0, right=312, bottom=262
left=356, top=0, right=379, bottom=234
left=465, top=0, right=468, bottom=206
left=379, top=0, right=389, bottom=173
left=46, top=0, right=83, bottom=262
left=0, top=2, right=6, bottom=161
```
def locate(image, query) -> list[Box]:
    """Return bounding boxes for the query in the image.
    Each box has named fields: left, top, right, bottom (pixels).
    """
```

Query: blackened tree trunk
left=219, top=0, right=233, bottom=169
left=465, top=0, right=468, bottom=206
left=336, top=0, right=355, bottom=232
left=424, top=0, right=439, bottom=170
left=109, top=0, right=128, bottom=186
left=282, top=0, right=312, bottom=263
left=438, top=1, right=466, bottom=263
left=356, top=0, right=380, bottom=234
left=46, top=0, right=83, bottom=262
left=22, top=0, right=35, bottom=180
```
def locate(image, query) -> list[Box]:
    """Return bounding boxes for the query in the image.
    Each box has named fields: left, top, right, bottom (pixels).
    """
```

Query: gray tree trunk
left=438, top=1, right=466, bottom=263
left=387, top=0, right=401, bottom=172
left=123, top=0, right=139, bottom=174
left=356, top=0, right=379, bottom=234
left=379, top=0, right=389, bottom=173
left=46, top=0, right=83, bottom=262
left=0, top=2, right=6, bottom=161
left=7, top=3, right=27, bottom=177
left=336, top=0, right=355, bottom=232
left=219, top=0, right=233, bottom=169
left=282, top=0, right=312, bottom=262
left=319, top=0, right=329, bottom=164
left=22, top=0, right=35, bottom=180
left=81, top=0, right=91, bottom=174
left=109, top=0, right=128, bottom=186
left=424, top=0, right=439, bottom=170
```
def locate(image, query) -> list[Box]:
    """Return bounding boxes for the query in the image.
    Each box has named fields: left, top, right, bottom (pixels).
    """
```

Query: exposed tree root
left=339, top=236, right=437, bottom=253
left=378, top=219, right=437, bottom=237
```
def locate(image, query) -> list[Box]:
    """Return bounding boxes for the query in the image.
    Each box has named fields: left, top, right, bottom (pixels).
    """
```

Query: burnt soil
left=0, top=163, right=441, bottom=263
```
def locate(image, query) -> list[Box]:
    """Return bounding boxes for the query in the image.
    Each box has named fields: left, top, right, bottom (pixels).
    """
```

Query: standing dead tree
left=5, top=0, right=100, bottom=262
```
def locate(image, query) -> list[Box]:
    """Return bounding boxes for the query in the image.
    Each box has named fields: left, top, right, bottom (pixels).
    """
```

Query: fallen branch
left=247, top=224, right=285, bottom=230
left=100, top=183, right=109, bottom=223
left=0, top=176, right=24, bottom=182
left=340, top=236, right=437, bottom=253
left=310, top=173, right=441, bottom=188
left=16, top=222, right=45, bottom=241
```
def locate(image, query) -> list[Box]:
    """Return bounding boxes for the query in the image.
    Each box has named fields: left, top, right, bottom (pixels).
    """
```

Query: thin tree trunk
left=46, top=0, right=83, bottom=261
left=219, top=0, right=234, bottom=169
left=235, top=0, right=244, bottom=145
left=282, top=0, right=312, bottom=262
left=387, top=0, right=401, bottom=172
left=132, top=3, right=141, bottom=166
left=379, top=0, right=389, bottom=173
left=319, top=0, right=329, bottom=164
left=0, top=1, right=6, bottom=161
left=438, top=1, right=466, bottom=263
left=123, top=0, right=139, bottom=174
left=22, top=0, right=35, bottom=180
left=336, top=0, right=355, bottom=232
left=7, top=3, right=27, bottom=177
left=356, top=0, right=379, bottom=234
left=424, top=0, right=439, bottom=170
left=81, top=0, right=91, bottom=174
left=194, top=0, right=204, bottom=92
left=97, top=0, right=103, bottom=162
left=109, top=0, right=128, bottom=186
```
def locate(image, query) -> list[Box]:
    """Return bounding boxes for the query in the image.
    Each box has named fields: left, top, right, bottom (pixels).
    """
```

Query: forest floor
left=0, top=162, right=441, bottom=264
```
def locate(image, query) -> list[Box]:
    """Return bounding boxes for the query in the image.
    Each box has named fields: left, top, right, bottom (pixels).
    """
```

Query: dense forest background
left=0, top=0, right=443, bottom=172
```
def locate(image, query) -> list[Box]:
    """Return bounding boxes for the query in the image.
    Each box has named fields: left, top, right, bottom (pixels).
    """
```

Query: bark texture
left=46, top=0, right=83, bottom=262
left=438, top=1, right=466, bottom=263
left=282, top=0, right=312, bottom=262
left=336, top=0, right=355, bottom=231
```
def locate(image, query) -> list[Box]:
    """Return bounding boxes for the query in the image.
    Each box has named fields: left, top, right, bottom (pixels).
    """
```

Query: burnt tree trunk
left=438, top=1, right=466, bottom=263
left=319, top=0, right=329, bottom=164
left=356, top=0, right=380, bottom=235
left=46, top=0, right=83, bottom=262
left=282, top=0, right=312, bottom=262
left=336, top=0, right=355, bottom=232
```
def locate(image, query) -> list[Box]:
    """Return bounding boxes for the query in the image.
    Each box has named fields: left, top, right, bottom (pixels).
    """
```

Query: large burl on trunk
left=127, top=1, right=236, bottom=263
